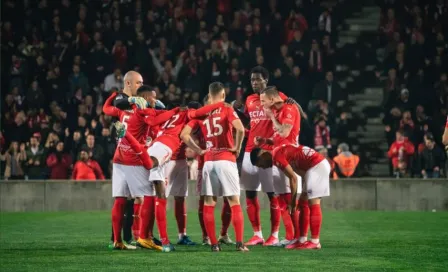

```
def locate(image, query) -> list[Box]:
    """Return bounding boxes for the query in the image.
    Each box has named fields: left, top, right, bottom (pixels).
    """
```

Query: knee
left=226, top=196, right=240, bottom=206
left=134, top=197, right=143, bottom=204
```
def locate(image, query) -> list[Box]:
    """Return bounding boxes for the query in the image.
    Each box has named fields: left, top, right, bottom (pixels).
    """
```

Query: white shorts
left=196, top=170, right=203, bottom=196
left=112, top=164, right=152, bottom=197
left=273, top=166, right=302, bottom=195
left=240, top=152, right=274, bottom=192
left=202, top=161, right=240, bottom=197
left=147, top=142, right=172, bottom=182
left=165, top=160, right=189, bottom=197
left=304, top=160, right=331, bottom=199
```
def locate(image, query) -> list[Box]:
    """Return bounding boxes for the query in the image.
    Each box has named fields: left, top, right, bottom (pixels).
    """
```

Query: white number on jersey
left=203, top=117, right=223, bottom=137
left=161, top=114, right=180, bottom=130
left=122, top=115, right=130, bottom=130
left=302, top=146, right=315, bottom=157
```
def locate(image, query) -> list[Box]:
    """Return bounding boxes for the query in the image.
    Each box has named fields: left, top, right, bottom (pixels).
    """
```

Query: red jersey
left=273, top=144, right=324, bottom=173
left=272, top=103, right=300, bottom=148
left=186, top=119, right=207, bottom=169
left=72, top=159, right=105, bottom=180
left=200, top=105, right=240, bottom=162
left=244, top=92, right=288, bottom=152
left=154, top=110, right=190, bottom=160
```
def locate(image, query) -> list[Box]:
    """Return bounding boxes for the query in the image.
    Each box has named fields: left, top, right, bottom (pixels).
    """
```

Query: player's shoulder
left=114, top=92, right=128, bottom=100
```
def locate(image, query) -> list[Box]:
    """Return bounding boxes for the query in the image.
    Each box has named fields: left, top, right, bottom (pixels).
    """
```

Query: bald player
left=113, top=71, right=148, bottom=110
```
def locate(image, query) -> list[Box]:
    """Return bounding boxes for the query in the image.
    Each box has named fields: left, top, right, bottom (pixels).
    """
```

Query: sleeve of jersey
left=188, top=102, right=224, bottom=119
left=102, top=92, right=121, bottom=117
left=227, top=107, right=240, bottom=123
left=186, top=119, right=199, bottom=130
left=279, top=92, right=288, bottom=100
left=273, top=148, right=289, bottom=170
left=280, top=105, right=297, bottom=126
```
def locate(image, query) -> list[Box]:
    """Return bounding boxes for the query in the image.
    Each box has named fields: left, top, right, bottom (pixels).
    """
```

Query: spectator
left=82, top=134, right=104, bottom=165
left=68, top=64, right=90, bottom=97
left=104, top=68, right=124, bottom=92
left=312, top=71, right=344, bottom=109
left=65, top=129, right=83, bottom=163
left=387, top=130, right=415, bottom=177
left=26, top=81, right=45, bottom=110
left=420, top=135, right=445, bottom=178
left=25, top=136, right=45, bottom=180
left=333, top=143, right=360, bottom=178
left=72, top=148, right=105, bottom=181
left=314, top=117, right=332, bottom=150
left=1, top=142, right=27, bottom=180
left=46, top=141, right=72, bottom=179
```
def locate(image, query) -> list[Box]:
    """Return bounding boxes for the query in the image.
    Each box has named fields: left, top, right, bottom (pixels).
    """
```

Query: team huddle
left=104, top=66, right=331, bottom=252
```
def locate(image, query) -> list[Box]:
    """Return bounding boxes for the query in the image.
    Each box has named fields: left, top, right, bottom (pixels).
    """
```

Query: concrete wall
left=1, top=179, right=448, bottom=212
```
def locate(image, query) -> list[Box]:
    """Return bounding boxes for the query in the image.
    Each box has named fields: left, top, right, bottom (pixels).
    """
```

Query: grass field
left=1, top=211, right=448, bottom=272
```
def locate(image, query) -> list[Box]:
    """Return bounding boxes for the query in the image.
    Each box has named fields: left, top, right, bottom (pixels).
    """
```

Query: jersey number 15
left=203, top=117, right=223, bottom=137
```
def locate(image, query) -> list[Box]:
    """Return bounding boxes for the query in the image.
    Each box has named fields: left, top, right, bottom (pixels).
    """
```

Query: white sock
left=311, top=238, right=319, bottom=244
left=178, top=233, right=186, bottom=240
left=254, top=231, right=263, bottom=238
left=299, top=236, right=307, bottom=243
left=271, top=231, right=279, bottom=239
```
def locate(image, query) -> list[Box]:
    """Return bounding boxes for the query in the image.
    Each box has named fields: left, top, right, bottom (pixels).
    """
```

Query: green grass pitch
left=1, top=211, right=448, bottom=272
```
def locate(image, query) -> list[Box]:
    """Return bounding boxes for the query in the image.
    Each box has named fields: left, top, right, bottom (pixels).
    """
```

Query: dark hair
left=202, top=95, right=209, bottom=105
left=250, top=148, right=262, bottom=166
left=250, top=66, right=269, bottom=81
left=209, top=82, right=225, bottom=96
left=425, top=132, right=434, bottom=141
left=187, top=101, right=202, bottom=109
left=261, top=86, right=279, bottom=97
left=396, top=129, right=405, bottom=135
left=137, top=85, right=153, bottom=95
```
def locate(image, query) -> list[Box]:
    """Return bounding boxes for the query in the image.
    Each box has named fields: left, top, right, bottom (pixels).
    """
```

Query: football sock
left=299, top=199, right=310, bottom=243
left=203, top=205, right=218, bottom=245
left=279, top=193, right=294, bottom=240
left=269, top=196, right=281, bottom=239
left=123, top=199, right=134, bottom=242
left=124, top=132, right=153, bottom=170
left=198, top=200, right=207, bottom=238
left=310, top=204, right=322, bottom=244
left=112, top=197, right=127, bottom=243
left=231, top=205, right=244, bottom=243
left=132, top=203, right=141, bottom=240
left=220, top=198, right=231, bottom=236
left=246, top=197, right=262, bottom=237
left=293, top=200, right=300, bottom=239
left=174, top=198, right=187, bottom=239
left=139, top=196, right=155, bottom=239
left=147, top=196, right=155, bottom=238
left=155, top=197, right=169, bottom=245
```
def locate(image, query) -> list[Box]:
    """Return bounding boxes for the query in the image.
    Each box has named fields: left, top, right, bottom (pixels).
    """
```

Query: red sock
left=203, top=205, right=218, bottom=244
left=299, top=200, right=310, bottom=238
left=174, top=198, right=187, bottom=236
left=293, top=201, right=300, bottom=239
left=155, top=197, right=169, bottom=244
left=139, top=196, right=155, bottom=239
left=132, top=203, right=141, bottom=240
left=198, top=200, right=207, bottom=238
left=231, top=205, right=244, bottom=243
left=279, top=194, right=294, bottom=240
left=246, top=197, right=261, bottom=233
left=220, top=199, right=231, bottom=236
left=112, top=197, right=127, bottom=243
left=269, top=196, right=281, bottom=236
left=310, top=204, right=322, bottom=240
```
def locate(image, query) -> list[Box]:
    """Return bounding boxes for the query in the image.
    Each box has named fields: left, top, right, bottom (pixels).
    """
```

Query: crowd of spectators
left=377, top=0, right=448, bottom=177
left=1, top=0, right=354, bottom=180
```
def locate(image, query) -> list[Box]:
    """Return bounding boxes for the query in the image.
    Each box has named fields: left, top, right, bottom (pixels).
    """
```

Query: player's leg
left=201, top=162, right=220, bottom=251
left=123, top=198, right=135, bottom=244
left=166, top=160, right=196, bottom=245
left=296, top=160, right=330, bottom=250
left=219, top=161, right=249, bottom=252
left=197, top=171, right=209, bottom=245
left=111, top=164, right=136, bottom=250
left=240, top=152, right=264, bottom=245
left=218, top=198, right=235, bottom=245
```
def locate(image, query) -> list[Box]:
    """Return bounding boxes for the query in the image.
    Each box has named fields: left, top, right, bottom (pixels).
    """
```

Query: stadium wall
left=1, top=179, right=448, bottom=212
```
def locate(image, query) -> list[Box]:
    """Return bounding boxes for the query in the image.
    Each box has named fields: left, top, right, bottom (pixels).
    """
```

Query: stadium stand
left=0, top=0, right=446, bottom=179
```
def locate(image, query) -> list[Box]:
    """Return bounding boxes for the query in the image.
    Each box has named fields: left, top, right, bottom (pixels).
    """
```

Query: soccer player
left=180, top=98, right=234, bottom=246
left=103, top=88, right=176, bottom=251
left=250, top=144, right=331, bottom=250
left=239, top=66, right=299, bottom=246
left=183, top=82, right=248, bottom=252
left=257, top=86, right=303, bottom=245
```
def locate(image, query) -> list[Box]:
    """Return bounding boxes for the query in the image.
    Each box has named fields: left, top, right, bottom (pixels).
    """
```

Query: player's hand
left=254, top=136, right=265, bottom=146
left=128, top=97, right=148, bottom=109
left=197, top=149, right=207, bottom=156
left=263, top=107, right=273, bottom=118
left=228, top=147, right=241, bottom=158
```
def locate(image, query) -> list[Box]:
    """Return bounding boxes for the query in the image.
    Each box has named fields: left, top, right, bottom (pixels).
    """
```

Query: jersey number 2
left=203, top=117, right=223, bottom=137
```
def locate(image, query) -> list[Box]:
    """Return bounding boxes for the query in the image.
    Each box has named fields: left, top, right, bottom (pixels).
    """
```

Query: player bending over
left=182, top=82, right=248, bottom=252
left=250, top=144, right=331, bottom=250
left=180, top=97, right=234, bottom=246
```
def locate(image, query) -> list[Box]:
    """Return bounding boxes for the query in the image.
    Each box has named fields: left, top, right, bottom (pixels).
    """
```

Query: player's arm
left=93, top=161, right=105, bottom=180
left=188, top=102, right=225, bottom=119
left=254, top=136, right=274, bottom=147
left=103, top=92, right=121, bottom=117
left=283, top=165, right=298, bottom=213
left=142, top=107, right=180, bottom=126
left=231, top=119, right=245, bottom=157
left=443, top=118, right=448, bottom=146
left=180, top=123, right=205, bottom=155
left=271, top=114, right=294, bottom=138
